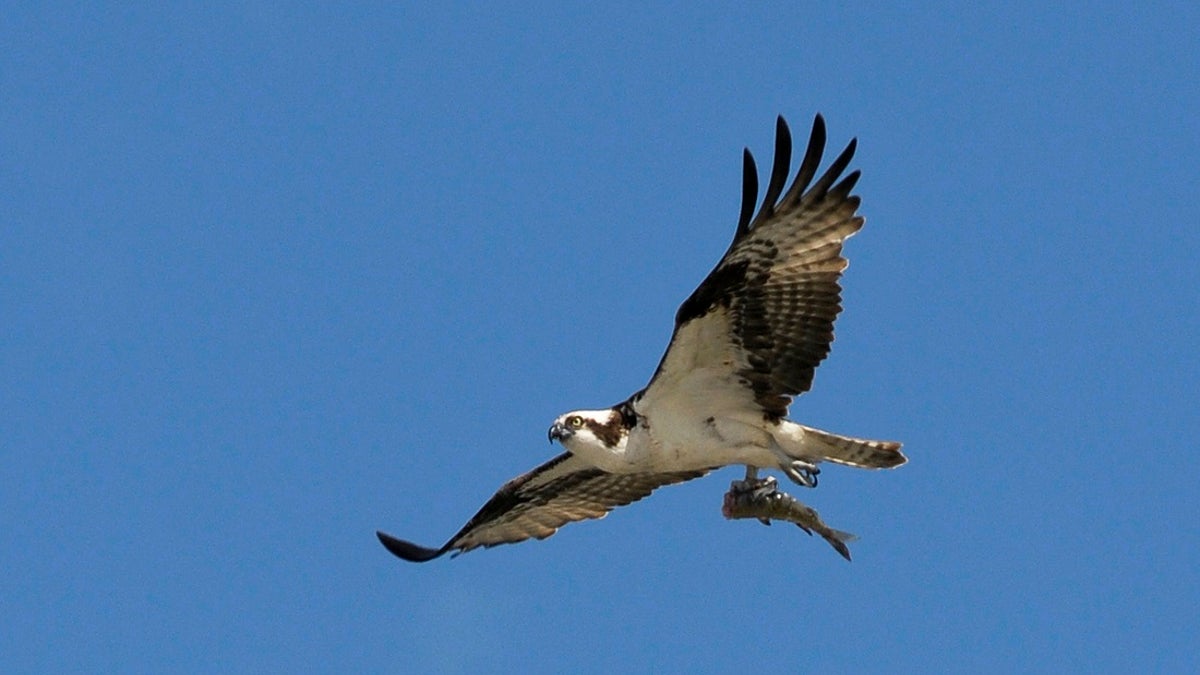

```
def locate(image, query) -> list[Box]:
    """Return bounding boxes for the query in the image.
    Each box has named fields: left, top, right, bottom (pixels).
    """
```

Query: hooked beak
left=548, top=421, right=572, bottom=444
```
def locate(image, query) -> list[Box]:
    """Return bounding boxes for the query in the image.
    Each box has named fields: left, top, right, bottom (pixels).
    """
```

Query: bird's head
left=548, top=409, right=629, bottom=466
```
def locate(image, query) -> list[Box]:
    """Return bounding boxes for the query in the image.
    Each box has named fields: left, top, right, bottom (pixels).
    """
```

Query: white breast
left=627, top=368, right=778, bottom=472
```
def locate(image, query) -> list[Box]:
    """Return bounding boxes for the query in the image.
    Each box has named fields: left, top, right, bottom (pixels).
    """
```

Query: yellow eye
left=568, top=416, right=584, bottom=428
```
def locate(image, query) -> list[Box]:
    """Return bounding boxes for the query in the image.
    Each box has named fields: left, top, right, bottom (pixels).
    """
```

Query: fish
left=721, top=478, right=858, bottom=561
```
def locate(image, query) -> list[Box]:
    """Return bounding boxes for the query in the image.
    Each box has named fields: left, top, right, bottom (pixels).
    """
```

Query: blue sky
left=3, top=3, right=1198, bottom=673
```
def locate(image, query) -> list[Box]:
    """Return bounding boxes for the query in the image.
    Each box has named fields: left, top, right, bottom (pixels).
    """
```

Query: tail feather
left=784, top=422, right=906, bottom=469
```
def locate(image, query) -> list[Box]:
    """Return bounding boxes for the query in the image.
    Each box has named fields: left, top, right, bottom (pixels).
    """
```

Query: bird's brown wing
left=377, top=452, right=708, bottom=562
left=641, top=115, right=865, bottom=420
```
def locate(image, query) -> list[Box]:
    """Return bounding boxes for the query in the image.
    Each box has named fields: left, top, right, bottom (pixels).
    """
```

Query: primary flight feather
left=378, top=115, right=904, bottom=562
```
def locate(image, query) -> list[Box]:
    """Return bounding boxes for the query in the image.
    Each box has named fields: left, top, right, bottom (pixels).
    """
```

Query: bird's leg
left=767, top=441, right=821, bottom=488
left=730, top=466, right=777, bottom=495
left=781, top=459, right=820, bottom=488
left=733, top=465, right=759, bottom=492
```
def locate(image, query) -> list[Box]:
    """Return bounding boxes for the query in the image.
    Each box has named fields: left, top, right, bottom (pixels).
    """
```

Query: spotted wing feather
left=377, top=452, right=707, bottom=562
left=649, top=115, right=864, bottom=419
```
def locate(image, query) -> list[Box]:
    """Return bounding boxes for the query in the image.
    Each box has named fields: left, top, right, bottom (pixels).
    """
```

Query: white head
left=548, top=409, right=630, bottom=468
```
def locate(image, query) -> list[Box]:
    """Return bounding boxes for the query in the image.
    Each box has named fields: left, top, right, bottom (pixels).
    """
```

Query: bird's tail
left=776, top=421, right=906, bottom=469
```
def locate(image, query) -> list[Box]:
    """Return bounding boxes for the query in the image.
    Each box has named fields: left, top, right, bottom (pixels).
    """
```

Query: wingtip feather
left=750, top=116, right=793, bottom=229
left=736, top=147, right=758, bottom=238
left=376, top=530, right=448, bottom=563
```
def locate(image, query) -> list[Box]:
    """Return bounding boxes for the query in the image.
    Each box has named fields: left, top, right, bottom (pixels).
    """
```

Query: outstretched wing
left=377, top=453, right=708, bottom=562
left=640, top=115, right=865, bottom=420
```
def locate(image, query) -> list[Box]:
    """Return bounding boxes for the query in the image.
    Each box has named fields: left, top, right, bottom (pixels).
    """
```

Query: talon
left=782, top=460, right=820, bottom=488
left=726, top=477, right=780, bottom=525
left=750, top=476, right=779, bottom=499
left=730, top=475, right=777, bottom=497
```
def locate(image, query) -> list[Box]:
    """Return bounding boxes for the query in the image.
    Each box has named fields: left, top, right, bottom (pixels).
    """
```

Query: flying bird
left=378, top=115, right=904, bottom=562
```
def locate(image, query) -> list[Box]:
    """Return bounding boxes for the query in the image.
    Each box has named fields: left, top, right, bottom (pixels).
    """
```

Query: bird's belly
left=624, top=368, right=779, bottom=471
left=626, top=413, right=776, bottom=472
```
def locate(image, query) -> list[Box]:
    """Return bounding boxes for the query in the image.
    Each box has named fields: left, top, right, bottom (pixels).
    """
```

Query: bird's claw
left=724, top=476, right=778, bottom=519
left=782, top=460, right=819, bottom=488
left=730, top=475, right=779, bottom=499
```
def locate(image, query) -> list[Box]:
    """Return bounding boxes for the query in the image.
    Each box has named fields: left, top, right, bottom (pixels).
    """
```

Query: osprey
left=378, top=115, right=905, bottom=562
